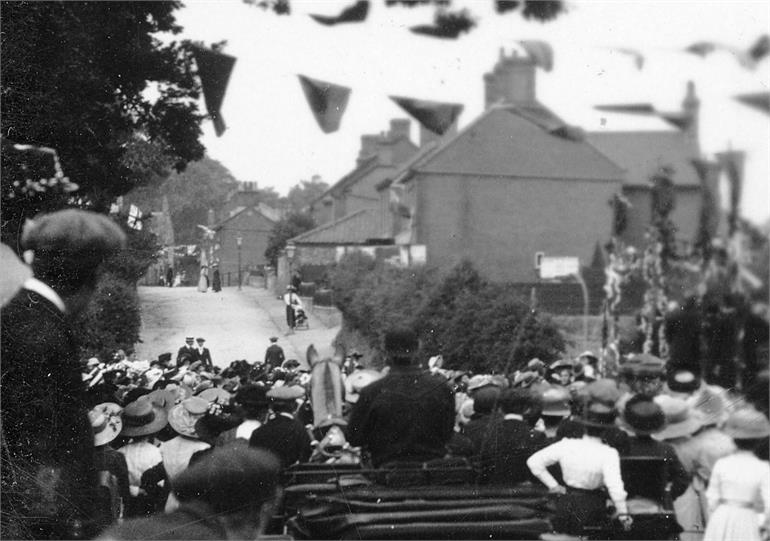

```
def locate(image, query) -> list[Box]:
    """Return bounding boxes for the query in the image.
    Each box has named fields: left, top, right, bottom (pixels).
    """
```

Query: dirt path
left=135, top=285, right=339, bottom=369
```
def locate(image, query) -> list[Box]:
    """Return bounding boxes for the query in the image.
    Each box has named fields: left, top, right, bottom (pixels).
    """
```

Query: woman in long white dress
left=703, top=407, right=770, bottom=541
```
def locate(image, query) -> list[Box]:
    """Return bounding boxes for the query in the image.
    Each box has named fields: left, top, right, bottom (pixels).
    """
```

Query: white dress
left=703, top=451, right=770, bottom=541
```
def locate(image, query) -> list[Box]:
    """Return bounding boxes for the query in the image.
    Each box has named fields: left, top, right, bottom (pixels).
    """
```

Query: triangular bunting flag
left=684, top=41, right=717, bottom=57
left=298, top=75, right=351, bottom=133
left=518, top=40, right=554, bottom=71
left=734, top=92, right=770, bottom=115
left=594, top=103, right=657, bottom=115
left=658, top=111, right=694, bottom=131
left=390, top=96, right=463, bottom=135
left=410, top=10, right=475, bottom=39
left=748, top=34, right=770, bottom=63
left=615, top=47, right=645, bottom=70
left=310, top=0, right=369, bottom=26
left=192, top=46, right=237, bottom=137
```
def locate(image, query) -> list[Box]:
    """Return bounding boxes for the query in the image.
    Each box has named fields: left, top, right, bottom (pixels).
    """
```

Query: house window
left=534, top=252, right=545, bottom=270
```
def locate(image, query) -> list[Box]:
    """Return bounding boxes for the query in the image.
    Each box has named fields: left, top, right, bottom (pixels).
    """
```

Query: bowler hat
left=169, top=396, right=209, bottom=438
left=653, top=395, right=703, bottom=441
left=120, top=398, right=168, bottom=437
left=383, top=328, right=418, bottom=357
left=620, top=395, right=666, bottom=435
left=721, top=408, right=770, bottom=440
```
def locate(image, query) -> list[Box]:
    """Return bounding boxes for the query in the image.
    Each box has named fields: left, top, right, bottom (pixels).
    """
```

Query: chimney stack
left=389, top=119, right=411, bottom=141
left=681, top=81, right=700, bottom=155
left=484, top=48, right=537, bottom=108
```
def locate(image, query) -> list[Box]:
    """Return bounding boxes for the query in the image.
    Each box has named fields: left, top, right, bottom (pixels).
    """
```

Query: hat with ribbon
left=169, top=396, right=209, bottom=438
left=721, top=407, right=770, bottom=440
left=620, top=394, right=666, bottom=435
left=89, top=403, right=123, bottom=446
left=120, top=397, right=168, bottom=437
left=652, top=395, right=704, bottom=440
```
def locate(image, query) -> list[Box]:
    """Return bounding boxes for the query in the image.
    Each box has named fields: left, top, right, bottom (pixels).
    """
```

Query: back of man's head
left=173, top=441, right=280, bottom=515
left=472, top=386, right=501, bottom=415
left=21, top=209, right=125, bottom=292
left=498, top=388, right=534, bottom=416
left=383, top=328, right=419, bottom=366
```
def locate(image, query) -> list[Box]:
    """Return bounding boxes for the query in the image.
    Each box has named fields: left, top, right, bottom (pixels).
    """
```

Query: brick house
left=308, top=119, right=419, bottom=226
left=211, top=182, right=280, bottom=283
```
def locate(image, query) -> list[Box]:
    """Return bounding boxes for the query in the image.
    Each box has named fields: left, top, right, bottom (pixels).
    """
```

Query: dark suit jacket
left=347, top=366, right=456, bottom=467
left=249, top=414, right=311, bottom=468
left=478, top=418, right=546, bottom=485
left=193, top=347, right=213, bottom=370
left=103, top=500, right=229, bottom=540
left=264, top=344, right=285, bottom=367
left=1, top=289, right=99, bottom=536
left=624, top=435, right=691, bottom=500
left=176, top=345, right=195, bottom=366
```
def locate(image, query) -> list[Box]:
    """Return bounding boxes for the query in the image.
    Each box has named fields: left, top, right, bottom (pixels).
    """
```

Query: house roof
left=408, top=103, right=624, bottom=181
left=586, top=131, right=700, bottom=187
left=212, top=205, right=277, bottom=230
left=290, top=209, right=385, bottom=245
left=310, top=155, right=380, bottom=206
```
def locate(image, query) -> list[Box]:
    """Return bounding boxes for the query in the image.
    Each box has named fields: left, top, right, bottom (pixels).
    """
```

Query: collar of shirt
left=278, top=412, right=294, bottom=420
left=23, top=277, right=66, bottom=313
left=503, top=413, right=524, bottom=421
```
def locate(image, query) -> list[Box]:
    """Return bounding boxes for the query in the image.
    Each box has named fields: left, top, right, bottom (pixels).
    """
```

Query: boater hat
left=652, top=395, right=703, bottom=441
left=120, top=398, right=168, bottom=437
left=169, top=396, right=209, bottom=438
left=722, top=407, right=770, bottom=440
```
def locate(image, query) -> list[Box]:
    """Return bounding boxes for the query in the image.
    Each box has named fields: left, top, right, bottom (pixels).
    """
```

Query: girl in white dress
left=704, top=407, right=770, bottom=541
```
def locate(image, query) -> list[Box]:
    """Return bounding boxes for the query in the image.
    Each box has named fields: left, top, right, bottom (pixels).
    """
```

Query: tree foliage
left=130, top=156, right=238, bottom=244
left=287, top=177, right=331, bottom=212
left=330, top=257, right=566, bottom=372
left=1, top=1, right=205, bottom=245
left=264, top=212, right=317, bottom=266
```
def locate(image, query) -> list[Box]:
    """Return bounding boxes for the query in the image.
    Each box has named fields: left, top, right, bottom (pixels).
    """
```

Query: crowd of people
left=1, top=209, right=768, bottom=541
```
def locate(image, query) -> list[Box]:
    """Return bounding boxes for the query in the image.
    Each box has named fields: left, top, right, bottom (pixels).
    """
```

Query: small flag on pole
left=734, top=92, right=770, bottom=115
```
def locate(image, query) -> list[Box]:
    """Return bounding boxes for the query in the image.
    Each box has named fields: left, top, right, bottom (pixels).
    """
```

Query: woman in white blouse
left=704, top=408, right=770, bottom=541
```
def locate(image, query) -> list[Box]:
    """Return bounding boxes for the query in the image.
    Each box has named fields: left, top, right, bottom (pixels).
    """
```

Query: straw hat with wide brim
left=722, top=407, right=770, bottom=440
left=652, top=395, right=704, bottom=441
left=197, top=386, right=232, bottom=405
left=168, top=396, right=209, bottom=438
left=120, top=398, right=168, bottom=437
left=89, top=403, right=123, bottom=446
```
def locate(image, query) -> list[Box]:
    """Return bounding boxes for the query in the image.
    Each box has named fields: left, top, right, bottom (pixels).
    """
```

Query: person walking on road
left=264, top=337, right=285, bottom=372
left=283, top=285, right=302, bottom=334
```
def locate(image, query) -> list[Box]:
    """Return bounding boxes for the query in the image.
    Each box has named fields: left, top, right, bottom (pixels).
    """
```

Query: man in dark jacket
left=347, top=328, right=456, bottom=468
left=1, top=210, right=126, bottom=539
left=176, top=337, right=196, bottom=367
left=479, top=388, right=547, bottom=484
left=264, top=336, right=285, bottom=372
left=249, top=386, right=312, bottom=467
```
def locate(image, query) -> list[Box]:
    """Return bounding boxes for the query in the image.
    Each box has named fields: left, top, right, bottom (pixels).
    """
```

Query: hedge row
left=328, top=254, right=567, bottom=374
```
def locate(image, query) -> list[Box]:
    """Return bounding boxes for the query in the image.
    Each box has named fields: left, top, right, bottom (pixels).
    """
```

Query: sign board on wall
left=539, top=256, right=579, bottom=279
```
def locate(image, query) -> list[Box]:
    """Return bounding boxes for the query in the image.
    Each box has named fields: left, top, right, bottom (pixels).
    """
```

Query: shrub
left=74, top=272, right=142, bottom=360
left=314, top=288, right=333, bottom=307
left=329, top=257, right=567, bottom=374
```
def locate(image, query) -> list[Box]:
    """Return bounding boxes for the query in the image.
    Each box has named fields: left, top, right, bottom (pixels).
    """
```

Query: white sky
left=175, top=0, right=770, bottom=224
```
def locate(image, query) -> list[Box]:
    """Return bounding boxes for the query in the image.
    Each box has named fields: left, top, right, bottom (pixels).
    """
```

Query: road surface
left=134, top=285, right=339, bottom=369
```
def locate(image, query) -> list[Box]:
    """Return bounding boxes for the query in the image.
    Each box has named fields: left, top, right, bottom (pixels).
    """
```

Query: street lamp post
left=285, top=242, right=296, bottom=289
left=236, top=234, right=243, bottom=290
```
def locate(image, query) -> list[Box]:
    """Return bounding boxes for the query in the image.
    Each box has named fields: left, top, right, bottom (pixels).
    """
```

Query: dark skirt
left=552, top=486, right=609, bottom=536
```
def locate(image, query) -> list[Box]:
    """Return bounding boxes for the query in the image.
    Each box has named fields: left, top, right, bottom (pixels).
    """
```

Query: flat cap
left=22, top=209, right=125, bottom=266
left=267, top=385, right=305, bottom=401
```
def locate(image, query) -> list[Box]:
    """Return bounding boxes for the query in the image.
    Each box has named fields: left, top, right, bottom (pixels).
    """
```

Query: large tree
left=287, top=176, right=330, bottom=212
left=1, top=1, right=205, bottom=246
